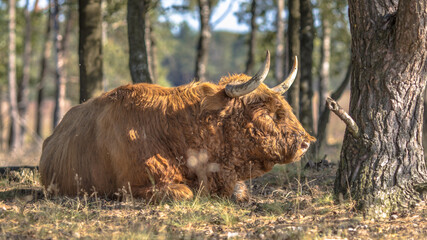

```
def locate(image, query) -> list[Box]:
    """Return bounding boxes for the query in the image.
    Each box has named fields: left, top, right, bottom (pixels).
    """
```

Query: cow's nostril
left=301, top=141, right=310, bottom=150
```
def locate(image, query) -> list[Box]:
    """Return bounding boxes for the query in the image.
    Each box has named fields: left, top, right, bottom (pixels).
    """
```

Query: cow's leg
left=131, top=183, right=194, bottom=202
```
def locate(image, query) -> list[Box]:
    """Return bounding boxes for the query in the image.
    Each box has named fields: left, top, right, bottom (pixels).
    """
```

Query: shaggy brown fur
left=39, top=74, right=315, bottom=201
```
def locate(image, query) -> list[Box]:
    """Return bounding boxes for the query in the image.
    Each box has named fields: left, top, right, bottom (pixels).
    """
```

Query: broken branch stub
left=326, top=97, right=359, bottom=138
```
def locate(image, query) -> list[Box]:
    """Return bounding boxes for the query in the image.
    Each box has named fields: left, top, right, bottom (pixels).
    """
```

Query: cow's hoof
left=232, top=181, right=250, bottom=203
left=165, top=183, right=194, bottom=201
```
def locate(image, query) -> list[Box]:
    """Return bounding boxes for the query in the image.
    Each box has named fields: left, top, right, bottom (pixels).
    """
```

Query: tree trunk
left=315, top=63, right=351, bottom=158
left=275, top=0, right=285, bottom=83
left=35, top=0, right=52, bottom=137
left=318, top=17, right=331, bottom=118
left=145, top=14, right=157, bottom=83
left=52, top=0, right=62, bottom=128
left=245, top=0, right=256, bottom=75
left=149, top=23, right=158, bottom=84
left=17, top=0, right=32, bottom=141
left=127, top=0, right=153, bottom=84
left=53, top=1, right=72, bottom=128
left=299, top=0, right=314, bottom=133
left=424, top=87, right=427, bottom=164
left=0, top=87, right=4, bottom=150
left=335, top=0, right=427, bottom=215
left=79, top=0, right=103, bottom=103
left=287, top=0, right=300, bottom=118
left=194, top=0, right=211, bottom=82
left=8, top=0, right=21, bottom=151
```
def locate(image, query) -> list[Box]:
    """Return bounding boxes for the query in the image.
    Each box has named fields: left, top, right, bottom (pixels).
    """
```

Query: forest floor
left=0, top=153, right=426, bottom=239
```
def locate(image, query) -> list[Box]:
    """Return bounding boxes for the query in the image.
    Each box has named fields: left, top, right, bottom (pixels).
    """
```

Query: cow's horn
left=225, top=51, right=270, bottom=98
left=272, top=56, right=298, bottom=94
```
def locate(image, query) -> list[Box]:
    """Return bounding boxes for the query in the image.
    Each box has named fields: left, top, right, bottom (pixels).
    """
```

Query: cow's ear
left=201, top=89, right=230, bottom=112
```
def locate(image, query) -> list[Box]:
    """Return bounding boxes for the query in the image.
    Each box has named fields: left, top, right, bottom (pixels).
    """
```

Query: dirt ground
left=0, top=158, right=426, bottom=239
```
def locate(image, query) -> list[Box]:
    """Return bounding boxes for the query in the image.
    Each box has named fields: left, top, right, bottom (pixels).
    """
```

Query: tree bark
left=145, top=13, right=157, bottom=83
left=17, top=0, right=32, bottom=141
left=8, top=0, right=22, bottom=151
left=287, top=0, right=300, bottom=118
left=53, top=1, right=72, bottom=128
left=194, top=0, right=212, bottom=82
left=299, top=0, right=314, bottom=133
left=424, top=87, right=427, bottom=164
left=335, top=0, right=427, bottom=215
left=149, top=23, right=158, bottom=84
left=0, top=87, right=4, bottom=150
left=79, top=0, right=103, bottom=103
left=35, top=0, right=52, bottom=137
left=127, top=0, right=153, bottom=84
left=275, top=0, right=285, bottom=83
left=245, top=0, right=257, bottom=75
left=318, top=17, right=331, bottom=118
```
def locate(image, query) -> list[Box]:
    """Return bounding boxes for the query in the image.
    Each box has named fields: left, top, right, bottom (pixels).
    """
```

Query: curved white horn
left=225, top=51, right=271, bottom=98
left=272, top=56, right=298, bottom=94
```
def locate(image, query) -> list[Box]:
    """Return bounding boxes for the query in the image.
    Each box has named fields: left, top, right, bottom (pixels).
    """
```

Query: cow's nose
left=301, top=141, right=310, bottom=151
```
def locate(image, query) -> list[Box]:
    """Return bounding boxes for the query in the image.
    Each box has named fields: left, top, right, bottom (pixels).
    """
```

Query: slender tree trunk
left=287, top=0, right=300, bottom=118
left=144, top=15, right=157, bottom=83
left=149, top=24, right=158, bottom=84
left=53, top=0, right=62, bottom=127
left=245, top=0, right=257, bottom=75
left=335, top=0, right=427, bottom=215
left=0, top=88, right=4, bottom=150
left=53, top=1, right=72, bottom=128
left=101, top=0, right=107, bottom=90
left=275, top=0, right=285, bottom=83
left=36, top=0, right=52, bottom=137
left=8, top=0, right=21, bottom=151
left=299, top=0, right=314, bottom=133
left=315, top=63, right=351, bottom=158
left=17, top=0, right=32, bottom=141
left=79, top=0, right=103, bottom=103
left=318, top=17, right=331, bottom=118
left=127, top=0, right=153, bottom=84
left=194, top=0, right=211, bottom=82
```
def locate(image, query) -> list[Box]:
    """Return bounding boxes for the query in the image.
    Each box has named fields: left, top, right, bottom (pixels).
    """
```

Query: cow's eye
left=266, top=112, right=276, bottom=121
left=272, top=113, right=278, bottom=121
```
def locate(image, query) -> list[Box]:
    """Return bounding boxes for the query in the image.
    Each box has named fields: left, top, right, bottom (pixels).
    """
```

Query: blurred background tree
left=0, top=0, right=352, bottom=162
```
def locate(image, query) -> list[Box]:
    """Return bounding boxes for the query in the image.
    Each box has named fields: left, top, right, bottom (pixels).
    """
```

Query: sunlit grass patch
left=0, top=165, right=426, bottom=239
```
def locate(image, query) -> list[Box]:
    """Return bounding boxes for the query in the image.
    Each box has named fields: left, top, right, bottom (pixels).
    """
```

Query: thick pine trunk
left=335, top=0, right=427, bottom=215
left=245, top=0, right=256, bottom=75
left=79, top=0, right=103, bottom=103
left=36, top=0, right=52, bottom=137
left=287, top=0, right=300, bottom=118
left=299, top=0, right=314, bottom=134
left=8, top=0, right=22, bottom=151
left=194, top=0, right=211, bottom=82
left=127, top=0, right=153, bottom=84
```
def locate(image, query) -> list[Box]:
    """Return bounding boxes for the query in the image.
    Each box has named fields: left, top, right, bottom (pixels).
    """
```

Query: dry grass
left=0, top=158, right=426, bottom=240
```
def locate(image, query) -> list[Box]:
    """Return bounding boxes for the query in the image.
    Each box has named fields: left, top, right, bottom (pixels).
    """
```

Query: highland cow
left=39, top=51, right=315, bottom=201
